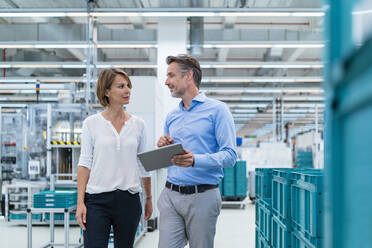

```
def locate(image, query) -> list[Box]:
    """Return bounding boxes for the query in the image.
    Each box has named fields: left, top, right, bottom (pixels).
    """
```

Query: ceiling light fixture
left=201, top=63, right=323, bottom=69
left=273, top=44, right=324, bottom=48
left=34, top=44, right=87, bottom=49
left=141, top=12, right=217, bottom=17
left=0, top=12, right=68, bottom=17
left=0, top=44, right=34, bottom=49
left=97, top=64, right=157, bottom=69
left=0, top=42, right=156, bottom=49
left=97, top=44, right=157, bottom=49
left=352, top=9, right=372, bottom=15
left=202, top=77, right=323, bottom=83
left=202, top=44, right=273, bottom=49
left=252, top=78, right=296, bottom=83
left=228, top=103, right=268, bottom=108
left=202, top=43, right=324, bottom=49
left=0, top=8, right=324, bottom=18
left=91, top=12, right=140, bottom=17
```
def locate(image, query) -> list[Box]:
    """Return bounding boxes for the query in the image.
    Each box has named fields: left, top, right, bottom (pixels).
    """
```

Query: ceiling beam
left=223, top=100, right=324, bottom=104
left=286, top=47, right=306, bottom=61
left=0, top=8, right=325, bottom=17
left=201, top=61, right=323, bottom=69
left=65, top=48, right=85, bottom=61
left=202, top=76, right=323, bottom=83
left=128, top=16, right=145, bottom=29
left=216, top=48, right=230, bottom=76
left=237, top=122, right=268, bottom=136
left=256, top=0, right=271, bottom=8
left=277, top=0, right=295, bottom=7
left=4, top=0, right=19, bottom=8
left=205, top=87, right=324, bottom=93
left=216, top=15, right=237, bottom=76
left=201, top=82, right=322, bottom=89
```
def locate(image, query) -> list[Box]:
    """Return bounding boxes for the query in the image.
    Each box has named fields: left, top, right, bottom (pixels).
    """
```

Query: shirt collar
left=179, top=92, right=206, bottom=110
left=193, top=91, right=206, bottom=103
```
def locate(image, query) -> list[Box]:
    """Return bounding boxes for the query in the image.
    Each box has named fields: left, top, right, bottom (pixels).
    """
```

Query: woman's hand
left=76, top=166, right=90, bottom=231
left=76, top=202, right=87, bottom=231
left=144, top=198, right=153, bottom=221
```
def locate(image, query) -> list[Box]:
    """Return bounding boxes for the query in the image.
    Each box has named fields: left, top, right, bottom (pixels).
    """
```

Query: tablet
left=137, top=143, right=185, bottom=172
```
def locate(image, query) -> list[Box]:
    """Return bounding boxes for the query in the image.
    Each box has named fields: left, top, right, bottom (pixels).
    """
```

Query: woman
left=76, top=68, right=152, bottom=248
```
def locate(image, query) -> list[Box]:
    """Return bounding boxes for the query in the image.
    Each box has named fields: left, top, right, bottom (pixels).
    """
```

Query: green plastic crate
left=290, top=170, right=323, bottom=238
left=297, top=152, right=313, bottom=168
left=271, top=214, right=291, bottom=248
left=256, top=227, right=271, bottom=248
left=256, top=199, right=272, bottom=243
left=223, top=167, right=235, bottom=196
left=219, top=177, right=224, bottom=196
left=9, top=212, right=42, bottom=221
left=255, top=168, right=273, bottom=199
left=235, top=160, right=247, bottom=197
left=272, top=169, right=292, bottom=221
left=45, top=212, right=75, bottom=221
left=33, top=189, right=77, bottom=208
left=291, top=228, right=323, bottom=248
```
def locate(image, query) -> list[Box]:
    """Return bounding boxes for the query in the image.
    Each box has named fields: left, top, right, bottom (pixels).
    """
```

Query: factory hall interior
left=0, top=0, right=371, bottom=248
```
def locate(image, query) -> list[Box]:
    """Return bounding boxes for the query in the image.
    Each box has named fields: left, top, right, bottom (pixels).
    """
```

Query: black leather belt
left=166, top=181, right=218, bottom=194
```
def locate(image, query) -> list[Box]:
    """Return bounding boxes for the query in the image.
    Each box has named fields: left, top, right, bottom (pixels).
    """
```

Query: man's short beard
left=171, top=89, right=184, bottom=98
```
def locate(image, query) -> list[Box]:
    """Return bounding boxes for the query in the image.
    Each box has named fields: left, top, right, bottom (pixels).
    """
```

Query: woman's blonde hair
left=96, top=68, right=132, bottom=106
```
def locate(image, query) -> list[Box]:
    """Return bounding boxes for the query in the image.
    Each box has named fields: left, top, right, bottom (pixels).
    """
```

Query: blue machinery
left=325, top=0, right=372, bottom=247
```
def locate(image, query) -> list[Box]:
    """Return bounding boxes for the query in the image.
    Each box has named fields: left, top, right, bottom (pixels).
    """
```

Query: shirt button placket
left=181, top=113, right=186, bottom=134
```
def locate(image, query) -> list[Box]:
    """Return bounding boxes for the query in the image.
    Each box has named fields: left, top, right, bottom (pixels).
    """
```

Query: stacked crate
left=255, top=168, right=273, bottom=247
left=33, top=189, right=77, bottom=208
left=296, top=151, right=313, bottom=168
left=290, top=170, right=323, bottom=248
left=9, top=212, right=42, bottom=221
left=255, top=168, right=324, bottom=248
left=219, top=177, right=224, bottom=196
left=220, top=160, right=247, bottom=198
left=235, top=160, right=247, bottom=197
left=45, top=212, right=75, bottom=221
left=223, top=166, right=235, bottom=196
left=271, top=169, right=292, bottom=248
left=255, top=168, right=272, bottom=199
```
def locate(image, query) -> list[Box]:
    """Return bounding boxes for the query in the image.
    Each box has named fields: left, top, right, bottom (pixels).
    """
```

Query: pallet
left=221, top=196, right=246, bottom=201
left=221, top=196, right=247, bottom=209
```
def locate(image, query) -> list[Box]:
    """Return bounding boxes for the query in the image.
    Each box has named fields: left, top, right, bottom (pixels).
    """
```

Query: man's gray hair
left=166, top=54, right=202, bottom=89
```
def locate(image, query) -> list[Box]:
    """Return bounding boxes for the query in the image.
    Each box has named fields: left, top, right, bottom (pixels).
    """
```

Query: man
left=157, top=54, right=237, bottom=248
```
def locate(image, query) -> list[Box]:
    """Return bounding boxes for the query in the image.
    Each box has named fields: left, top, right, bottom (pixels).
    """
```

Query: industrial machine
left=2, top=103, right=88, bottom=223
left=0, top=108, right=28, bottom=181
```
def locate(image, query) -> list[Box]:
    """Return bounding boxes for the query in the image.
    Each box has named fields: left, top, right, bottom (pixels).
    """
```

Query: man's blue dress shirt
left=165, top=92, right=237, bottom=186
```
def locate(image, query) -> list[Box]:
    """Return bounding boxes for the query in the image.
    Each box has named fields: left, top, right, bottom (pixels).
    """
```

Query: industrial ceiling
left=0, top=0, right=324, bottom=143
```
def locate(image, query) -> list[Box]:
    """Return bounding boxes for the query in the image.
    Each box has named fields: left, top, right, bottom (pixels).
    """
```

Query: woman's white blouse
left=78, top=112, right=150, bottom=194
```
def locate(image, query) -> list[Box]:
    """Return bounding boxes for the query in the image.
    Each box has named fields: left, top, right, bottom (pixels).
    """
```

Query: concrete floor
left=0, top=201, right=255, bottom=248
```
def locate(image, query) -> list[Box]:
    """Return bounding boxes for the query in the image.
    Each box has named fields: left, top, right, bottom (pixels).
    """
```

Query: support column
left=155, top=17, right=187, bottom=220
left=314, top=104, right=319, bottom=168
left=272, top=98, right=276, bottom=142
left=46, top=104, right=51, bottom=178
left=85, top=2, right=98, bottom=110
left=157, top=17, right=187, bottom=119
left=280, top=98, right=284, bottom=142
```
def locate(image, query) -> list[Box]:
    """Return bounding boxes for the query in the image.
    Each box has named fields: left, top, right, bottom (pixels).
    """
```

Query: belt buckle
left=178, top=185, right=184, bottom=194
left=170, top=183, right=177, bottom=191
